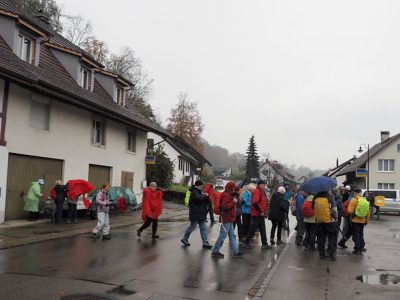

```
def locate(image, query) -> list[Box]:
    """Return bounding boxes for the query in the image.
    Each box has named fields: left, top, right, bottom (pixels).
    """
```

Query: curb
left=0, top=210, right=188, bottom=250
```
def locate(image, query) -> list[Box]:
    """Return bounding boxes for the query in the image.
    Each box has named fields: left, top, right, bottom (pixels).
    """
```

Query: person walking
left=181, top=180, right=213, bottom=249
left=243, top=180, right=271, bottom=250
left=211, top=182, right=243, bottom=258
left=24, top=179, right=45, bottom=221
left=313, top=191, right=339, bottom=261
left=92, top=183, right=112, bottom=240
left=347, top=188, right=370, bottom=255
left=302, top=194, right=317, bottom=250
left=52, top=180, right=68, bottom=224
left=283, top=183, right=293, bottom=230
left=295, top=190, right=306, bottom=245
left=241, top=184, right=256, bottom=239
left=338, top=188, right=354, bottom=249
left=66, top=195, right=79, bottom=224
left=204, top=180, right=216, bottom=224
left=269, top=186, right=288, bottom=245
left=233, top=186, right=245, bottom=240
left=137, top=182, right=164, bottom=239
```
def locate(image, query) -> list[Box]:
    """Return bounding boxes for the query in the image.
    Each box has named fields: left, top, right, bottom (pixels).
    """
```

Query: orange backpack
left=213, top=192, right=223, bottom=215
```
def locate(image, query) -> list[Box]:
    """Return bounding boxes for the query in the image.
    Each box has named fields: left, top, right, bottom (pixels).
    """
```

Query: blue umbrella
left=299, top=176, right=337, bottom=194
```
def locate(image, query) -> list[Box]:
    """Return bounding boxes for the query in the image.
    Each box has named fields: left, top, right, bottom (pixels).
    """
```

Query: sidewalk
left=262, top=214, right=400, bottom=300
left=0, top=201, right=188, bottom=250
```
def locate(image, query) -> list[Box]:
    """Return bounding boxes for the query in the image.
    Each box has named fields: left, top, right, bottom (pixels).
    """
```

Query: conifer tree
left=245, top=135, right=260, bottom=179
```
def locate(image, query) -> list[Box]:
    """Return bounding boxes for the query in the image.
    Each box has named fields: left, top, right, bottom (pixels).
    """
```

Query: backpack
left=184, top=191, right=191, bottom=206
left=50, top=188, right=57, bottom=201
left=355, top=197, right=370, bottom=218
left=313, top=197, right=332, bottom=223
left=301, top=201, right=314, bottom=218
left=343, top=200, right=350, bottom=217
left=290, top=194, right=297, bottom=216
left=213, top=192, right=222, bottom=215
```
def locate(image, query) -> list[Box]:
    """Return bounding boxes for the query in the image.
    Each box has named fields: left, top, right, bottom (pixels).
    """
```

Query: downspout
left=0, top=80, right=10, bottom=146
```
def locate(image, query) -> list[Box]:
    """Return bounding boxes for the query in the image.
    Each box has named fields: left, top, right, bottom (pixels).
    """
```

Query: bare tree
left=167, top=93, right=205, bottom=154
left=63, top=15, right=92, bottom=47
left=82, top=37, right=109, bottom=64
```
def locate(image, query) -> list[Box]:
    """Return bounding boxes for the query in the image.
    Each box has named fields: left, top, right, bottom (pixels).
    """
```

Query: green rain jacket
left=24, top=182, right=43, bottom=212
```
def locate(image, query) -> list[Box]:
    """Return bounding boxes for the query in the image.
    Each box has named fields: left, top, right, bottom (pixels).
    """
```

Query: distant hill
left=203, top=140, right=245, bottom=171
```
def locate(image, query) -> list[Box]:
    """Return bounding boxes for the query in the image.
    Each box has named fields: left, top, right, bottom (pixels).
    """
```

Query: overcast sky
left=58, top=0, right=400, bottom=170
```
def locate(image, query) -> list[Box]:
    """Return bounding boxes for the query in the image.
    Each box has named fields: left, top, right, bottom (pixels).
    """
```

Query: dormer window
left=116, top=86, right=125, bottom=106
left=17, top=33, right=35, bottom=64
left=80, top=67, right=92, bottom=91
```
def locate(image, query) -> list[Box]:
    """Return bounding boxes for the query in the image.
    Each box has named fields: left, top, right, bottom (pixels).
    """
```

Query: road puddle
left=356, top=274, right=400, bottom=285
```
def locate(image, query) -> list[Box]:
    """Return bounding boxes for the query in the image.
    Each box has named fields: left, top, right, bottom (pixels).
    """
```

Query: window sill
left=377, top=171, right=395, bottom=173
left=91, top=143, right=106, bottom=149
left=126, top=150, right=137, bottom=155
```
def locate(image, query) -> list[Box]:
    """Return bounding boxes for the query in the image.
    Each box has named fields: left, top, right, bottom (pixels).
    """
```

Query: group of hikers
left=24, top=177, right=371, bottom=260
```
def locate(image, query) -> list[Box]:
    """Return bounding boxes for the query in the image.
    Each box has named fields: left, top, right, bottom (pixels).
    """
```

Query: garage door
left=88, top=164, right=111, bottom=190
left=6, top=154, right=63, bottom=220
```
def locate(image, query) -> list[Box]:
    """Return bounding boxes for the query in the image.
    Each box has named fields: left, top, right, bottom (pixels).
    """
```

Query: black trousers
left=317, top=223, right=338, bottom=257
left=233, top=215, right=244, bottom=239
left=245, top=216, right=267, bottom=245
left=207, top=202, right=215, bottom=222
left=304, top=223, right=317, bottom=249
left=242, top=213, right=251, bottom=237
left=352, top=222, right=365, bottom=251
left=28, top=212, right=39, bottom=221
left=139, top=217, right=158, bottom=234
left=270, top=220, right=283, bottom=241
left=55, top=200, right=64, bottom=223
left=67, top=202, right=77, bottom=221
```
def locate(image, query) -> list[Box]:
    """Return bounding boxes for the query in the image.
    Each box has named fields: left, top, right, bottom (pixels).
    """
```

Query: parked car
left=215, top=179, right=225, bottom=192
left=361, top=189, right=400, bottom=214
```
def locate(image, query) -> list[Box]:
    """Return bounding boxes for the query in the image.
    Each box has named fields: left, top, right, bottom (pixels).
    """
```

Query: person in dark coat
left=181, top=180, right=213, bottom=249
left=269, top=187, right=288, bottom=245
left=53, top=180, right=68, bottom=224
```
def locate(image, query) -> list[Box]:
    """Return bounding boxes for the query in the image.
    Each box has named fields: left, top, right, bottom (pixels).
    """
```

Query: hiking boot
left=233, top=252, right=244, bottom=258
left=102, top=234, right=111, bottom=240
left=202, top=243, right=213, bottom=249
left=319, top=254, right=327, bottom=259
left=211, top=252, right=224, bottom=258
left=277, top=240, right=285, bottom=245
left=73, top=219, right=78, bottom=223
left=136, top=229, right=141, bottom=238
left=329, top=256, right=337, bottom=261
left=242, top=243, right=252, bottom=249
left=295, top=240, right=302, bottom=246
left=261, top=244, right=272, bottom=250
left=181, top=238, right=190, bottom=247
left=152, top=235, right=159, bottom=239
left=91, top=232, right=98, bottom=240
left=352, top=250, right=362, bottom=255
left=66, top=220, right=72, bottom=224
left=361, top=248, right=367, bottom=253
left=270, top=239, right=275, bottom=245
left=338, top=240, right=347, bottom=249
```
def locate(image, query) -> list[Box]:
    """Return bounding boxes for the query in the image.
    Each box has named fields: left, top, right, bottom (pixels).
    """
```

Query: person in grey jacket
left=92, top=183, right=111, bottom=240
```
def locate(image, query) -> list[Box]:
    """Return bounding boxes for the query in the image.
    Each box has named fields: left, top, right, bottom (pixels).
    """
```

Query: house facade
left=0, top=1, right=167, bottom=222
left=147, top=133, right=211, bottom=186
left=336, top=132, right=400, bottom=190
left=259, top=159, right=297, bottom=191
left=323, top=156, right=357, bottom=187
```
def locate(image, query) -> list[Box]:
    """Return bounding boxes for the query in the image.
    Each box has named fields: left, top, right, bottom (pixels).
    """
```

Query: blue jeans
left=183, top=220, right=209, bottom=244
left=212, top=222, right=239, bottom=254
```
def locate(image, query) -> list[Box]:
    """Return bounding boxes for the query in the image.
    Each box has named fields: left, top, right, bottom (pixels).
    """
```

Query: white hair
left=278, top=186, right=286, bottom=194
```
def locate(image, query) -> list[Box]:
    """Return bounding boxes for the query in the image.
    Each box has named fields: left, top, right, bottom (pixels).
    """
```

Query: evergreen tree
left=245, top=135, right=260, bottom=179
left=146, top=144, right=174, bottom=188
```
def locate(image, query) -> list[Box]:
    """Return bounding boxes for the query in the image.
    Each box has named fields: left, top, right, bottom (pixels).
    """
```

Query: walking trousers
left=245, top=216, right=267, bottom=246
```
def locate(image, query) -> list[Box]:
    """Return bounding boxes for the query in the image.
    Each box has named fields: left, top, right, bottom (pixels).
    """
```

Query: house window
left=116, top=87, right=125, bottom=106
left=378, top=159, right=395, bottom=172
left=80, top=67, right=92, bottom=90
left=178, top=158, right=184, bottom=171
left=378, top=183, right=395, bottom=190
left=17, top=33, right=35, bottom=64
left=147, top=139, right=154, bottom=149
left=186, top=161, right=190, bottom=173
left=127, top=128, right=136, bottom=152
left=30, top=100, right=50, bottom=130
left=91, top=119, right=105, bottom=145
left=397, top=144, right=400, bottom=152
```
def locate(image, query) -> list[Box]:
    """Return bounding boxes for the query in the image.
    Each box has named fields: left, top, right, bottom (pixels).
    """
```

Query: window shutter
left=91, top=120, right=95, bottom=143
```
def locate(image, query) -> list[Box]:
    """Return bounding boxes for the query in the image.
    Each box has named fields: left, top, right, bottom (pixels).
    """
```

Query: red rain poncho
left=67, top=179, right=94, bottom=209
left=141, top=188, right=163, bottom=221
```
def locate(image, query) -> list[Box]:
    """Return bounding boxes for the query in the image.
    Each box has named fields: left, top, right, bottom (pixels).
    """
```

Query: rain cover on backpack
left=355, top=197, right=370, bottom=218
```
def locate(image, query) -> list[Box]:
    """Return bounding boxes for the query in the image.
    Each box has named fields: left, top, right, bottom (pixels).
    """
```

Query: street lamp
left=358, top=143, right=370, bottom=193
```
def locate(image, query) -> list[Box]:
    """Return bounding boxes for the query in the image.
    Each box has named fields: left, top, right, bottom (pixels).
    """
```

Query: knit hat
left=195, top=180, right=204, bottom=186
left=278, top=186, right=286, bottom=194
left=38, top=179, right=44, bottom=185
left=225, top=181, right=237, bottom=192
left=257, top=180, right=266, bottom=185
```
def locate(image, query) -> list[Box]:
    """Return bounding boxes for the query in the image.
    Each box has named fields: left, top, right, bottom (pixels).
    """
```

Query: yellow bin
left=374, top=196, right=385, bottom=207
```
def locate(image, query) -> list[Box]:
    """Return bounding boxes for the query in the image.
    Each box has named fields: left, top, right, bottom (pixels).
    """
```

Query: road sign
left=356, top=168, right=368, bottom=178
left=145, top=156, right=156, bottom=165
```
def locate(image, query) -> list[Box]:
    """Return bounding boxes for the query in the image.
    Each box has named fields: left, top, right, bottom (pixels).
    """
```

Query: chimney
left=35, top=9, right=50, bottom=25
left=381, top=131, right=390, bottom=143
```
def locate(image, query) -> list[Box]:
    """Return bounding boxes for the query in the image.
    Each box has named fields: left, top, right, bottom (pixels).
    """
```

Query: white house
left=147, top=133, right=211, bottom=186
left=336, top=131, right=400, bottom=190
left=0, top=1, right=168, bottom=221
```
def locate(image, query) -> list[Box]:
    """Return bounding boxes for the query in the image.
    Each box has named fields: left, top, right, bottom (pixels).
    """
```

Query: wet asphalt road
left=0, top=213, right=290, bottom=300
